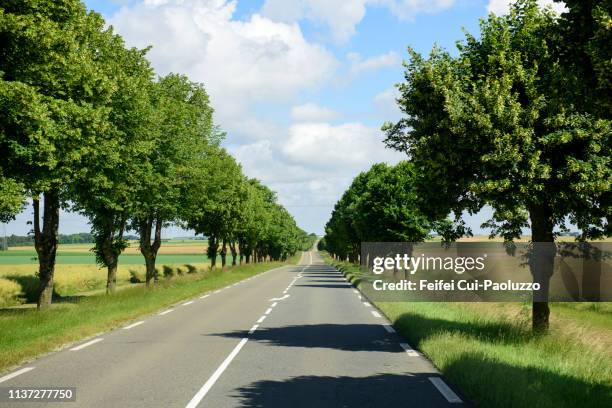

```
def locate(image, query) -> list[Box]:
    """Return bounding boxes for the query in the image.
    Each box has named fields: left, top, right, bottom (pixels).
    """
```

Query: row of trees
left=0, top=233, right=98, bottom=248
left=0, top=0, right=310, bottom=309
left=323, top=0, right=611, bottom=332
left=321, top=162, right=465, bottom=262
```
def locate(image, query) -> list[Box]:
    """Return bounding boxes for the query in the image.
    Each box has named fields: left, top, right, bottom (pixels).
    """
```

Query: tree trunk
left=33, top=191, right=60, bottom=310
left=100, top=214, right=125, bottom=294
left=229, top=241, right=237, bottom=266
left=220, top=240, right=227, bottom=268
left=209, top=235, right=218, bottom=269
left=140, top=216, right=162, bottom=287
left=106, top=263, right=118, bottom=293
left=529, top=204, right=556, bottom=333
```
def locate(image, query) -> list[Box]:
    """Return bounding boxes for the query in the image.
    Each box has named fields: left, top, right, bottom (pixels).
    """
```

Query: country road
left=0, top=251, right=468, bottom=407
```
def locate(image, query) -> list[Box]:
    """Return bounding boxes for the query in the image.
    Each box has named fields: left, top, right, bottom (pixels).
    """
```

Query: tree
left=0, top=1, right=121, bottom=308
left=383, top=0, right=611, bottom=331
left=322, top=161, right=441, bottom=264
left=73, top=43, right=155, bottom=294
left=131, top=74, right=215, bottom=286
left=352, top=162, right=431, bottom=243
left=183, top=146, right=244, bottom=269
left=0, top=173, right=24, bottom=222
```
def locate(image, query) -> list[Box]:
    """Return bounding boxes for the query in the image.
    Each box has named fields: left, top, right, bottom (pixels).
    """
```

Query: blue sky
left=4, top=0, right=564, bottom=237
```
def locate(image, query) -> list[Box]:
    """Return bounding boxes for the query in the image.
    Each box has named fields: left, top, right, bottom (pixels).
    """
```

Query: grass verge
left=321, top=252, right=612, bottom=408
left=0, top=257, right=297, bottom=373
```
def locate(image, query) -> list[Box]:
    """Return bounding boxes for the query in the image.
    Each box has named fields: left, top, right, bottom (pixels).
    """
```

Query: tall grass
left=0, top=263, right=210, bottom=304
left=325, top=254, right=612, bottom=408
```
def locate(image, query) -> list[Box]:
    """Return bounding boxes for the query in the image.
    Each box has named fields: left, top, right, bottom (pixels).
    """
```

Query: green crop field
left=0, top=250, right=208, bottom=266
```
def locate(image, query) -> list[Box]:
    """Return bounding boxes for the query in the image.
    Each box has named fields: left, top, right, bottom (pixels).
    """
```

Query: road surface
left=0, top=251, right=468, bottom=407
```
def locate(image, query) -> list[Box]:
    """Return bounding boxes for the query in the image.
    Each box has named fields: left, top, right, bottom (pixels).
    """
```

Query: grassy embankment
left=0, top=249, right=300, bottom=373
left=322, top=252, right=612, bottom=408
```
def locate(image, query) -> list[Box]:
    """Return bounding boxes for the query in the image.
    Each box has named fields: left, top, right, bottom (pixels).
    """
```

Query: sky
left=4, top=0, right=565, bottom=237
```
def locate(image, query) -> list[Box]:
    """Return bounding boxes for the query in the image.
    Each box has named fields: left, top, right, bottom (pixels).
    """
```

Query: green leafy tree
left=131, top=74, right=215, bottom=286
left=74, top=44, right=155, bottom=294
left=183, top=146, right=244, bottom=269
left=323, top=161, right=443, bottom=263
left=0, top=173, right=24, bottom=222
left=0, top=1, right=122, bottom=308
left=383, top=0, right=611, bottom=331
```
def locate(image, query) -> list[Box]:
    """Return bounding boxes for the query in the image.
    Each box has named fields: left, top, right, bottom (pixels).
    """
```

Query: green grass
left=323, top=253, right=612, bottom=408
left=0, top=251, right=208, bottom=265
left=0, top=257, right=297, bottom=373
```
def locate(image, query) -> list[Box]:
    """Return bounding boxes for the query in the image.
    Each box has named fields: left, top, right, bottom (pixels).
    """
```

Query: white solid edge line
left=185, top=338, right=249, bottom=408
left=257, top=315, right=267, bottom=324
left=248, top=324, right=259, bottom=334
left=371, top=311, right=382, bottom=318
left=363, top=302, right=371, bottom=307
left=428, top=377, right=462, bottom=403
left=383, top=324, right=396, bottom=333
left=271, top=302, right=278, bottom=308
left=123, top=321, right=145, bottom=330
left=200, top=294, right=210, bottom=299
left=353, top=289, right=359, bottom=294
left=182, top=301, right=195, bottom=306
left=399, top=343, right=419, bottom=357
left=70, top=338, right=103, bottom=351
left=264, top=308, right=273, bottom=315
left=0, top=367, right=35, bottom=384
left=159, top=309, right=174, bottom=316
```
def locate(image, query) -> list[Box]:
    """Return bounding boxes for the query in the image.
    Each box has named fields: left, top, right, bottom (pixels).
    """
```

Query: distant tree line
left=0, top=0, right=311, bottom=308
left=321, top=0, right=611, bottom=332
left=1, top=233, right=94, bottom=247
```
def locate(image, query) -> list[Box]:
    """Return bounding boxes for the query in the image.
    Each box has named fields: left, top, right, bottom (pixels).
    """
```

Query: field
left=324, top=254, right=612, bottom=408
left=0, top=240, right=213, bottom=305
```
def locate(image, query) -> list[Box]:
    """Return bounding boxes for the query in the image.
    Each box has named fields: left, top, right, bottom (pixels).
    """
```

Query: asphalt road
left=0, top=251, right=468, bottom=407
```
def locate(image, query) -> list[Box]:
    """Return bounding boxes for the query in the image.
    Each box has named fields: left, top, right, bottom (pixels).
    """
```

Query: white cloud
left=291, top=103, right=339, bottom=122
left=348, top=51, right=400, bottom=79
left=373, top=87, right=401, bottom=120
left=281, top=122, right=404, bottom=170
left=232, top=121, right=406, bottom=233
left=261, top=0, right=456, bottom=43
left=261, top=0, right=367, bottom=44
left=487, top=0, right=567, bottom=15
left=103, top=0, right=410, bottom=235
left=369, top=0, right=456, bottom=20
left=110, top=0, right=338, bottom=128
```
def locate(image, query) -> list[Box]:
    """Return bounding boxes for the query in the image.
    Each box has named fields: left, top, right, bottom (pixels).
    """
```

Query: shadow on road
left=233, top=373, right=467, bottom=408
left=294, top=284, right=352, bottom=289
left=214, top=323, right=402, bottom=353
